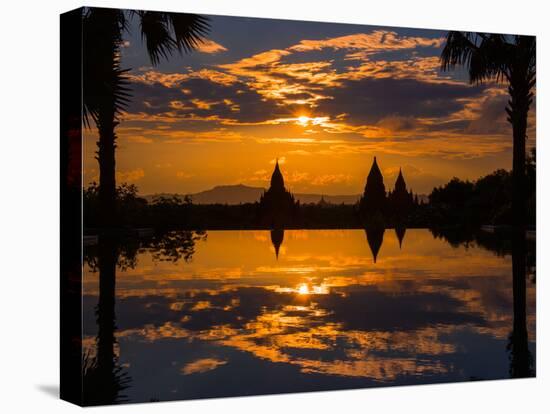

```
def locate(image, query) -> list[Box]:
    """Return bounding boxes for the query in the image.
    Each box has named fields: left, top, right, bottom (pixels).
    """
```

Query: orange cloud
left=214, top=31, right=447, bottom=108
left=311, top=173, right=353, bottom=186
left=195, top=39, right=228, bottom=54
left=128, top=68, right=238, bottom=88
left=288, top=31, right=443, bottom=54
left=324, top=133, right=511, bottom=159
left=191, top=98, right=214, bottom=110
left=128, top=71, right=189, bottom=88
left=270, top=156, right=286, bottom=165
left=123, top=136, right=154, bottom=144
left=116, top=168, right=145, bottom=183
left=176, top=171, right=195, bottom=179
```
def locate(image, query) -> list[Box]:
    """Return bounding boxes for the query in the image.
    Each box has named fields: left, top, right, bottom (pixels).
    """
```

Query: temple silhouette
left=359, top=156, right=386, bottom=218
left=255, top=155, right=417, bottom=230
left=359, top=157, right=417, bottom=224
left=258, top=159, right=299, bottom=227
left=388, top=168, right=415, bottom=219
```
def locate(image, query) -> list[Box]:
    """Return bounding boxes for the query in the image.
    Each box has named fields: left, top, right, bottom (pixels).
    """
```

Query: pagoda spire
left=394, top=167, right=407, bottom=193
left=270, top=158, right=285, bottom=192
left=259, top=157, right=297, bottom=227
left=359, top=156, right=386, bottom=216
left=389, top=166, right=414, bottom=218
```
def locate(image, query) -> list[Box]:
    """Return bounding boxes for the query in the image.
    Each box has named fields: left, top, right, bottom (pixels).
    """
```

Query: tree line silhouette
left=83, top=148, right=535, bottom=231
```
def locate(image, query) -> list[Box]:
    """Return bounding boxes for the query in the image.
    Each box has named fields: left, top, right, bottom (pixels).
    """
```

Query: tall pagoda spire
left=389, top=167, right=414, bottom=218
left=394, top=168, right=407, bottom=193
left=259, top=158, right=297, bottom=227
left=270, top=158, right=285, bottom=192
left=360, top=156, right=386, bottom=216
left=364, top=157, right=384, bottom=194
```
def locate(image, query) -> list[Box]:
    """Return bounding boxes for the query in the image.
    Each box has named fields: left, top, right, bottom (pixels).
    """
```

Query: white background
left=0, top=0, right=547, bottom=412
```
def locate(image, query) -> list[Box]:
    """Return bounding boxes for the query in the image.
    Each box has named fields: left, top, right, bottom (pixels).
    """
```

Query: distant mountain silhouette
left=192, top=184, right=265, bottom=204
left=143, top=184, right=363, bottom=205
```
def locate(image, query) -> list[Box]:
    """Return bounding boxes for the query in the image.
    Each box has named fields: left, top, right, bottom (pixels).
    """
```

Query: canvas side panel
left=60, top=7, right=84, bottom=407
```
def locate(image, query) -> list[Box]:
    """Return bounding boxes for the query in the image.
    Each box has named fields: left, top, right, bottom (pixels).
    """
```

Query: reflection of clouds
left=113, top=303, right=458, bottom=380
left=84, top=230, right=535, bottom=382
left=108, top=277, right=510, bottom=380
left=181, top=358, right=227, bottom=375
left=299, top=358, right=448, bottom=380
left=191, top=301, right=212, bottom=311
left=275, top=282, right=330, bottom=295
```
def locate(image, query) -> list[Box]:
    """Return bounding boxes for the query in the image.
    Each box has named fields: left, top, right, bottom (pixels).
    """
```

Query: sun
left=297, top=116, right=310, bottom=126
left=297, top=283, right=310, bottom=295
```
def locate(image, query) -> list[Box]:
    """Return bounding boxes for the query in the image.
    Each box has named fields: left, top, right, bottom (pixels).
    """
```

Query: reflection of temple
left=365, top=226, right=385, bottom=263
left=395, top=225, right=406, bottom=249
left=270, top=228, right=285, bottom=259
left=359, top=157, right=386, bottom=218
left=259, top=160, right=298, bottom=227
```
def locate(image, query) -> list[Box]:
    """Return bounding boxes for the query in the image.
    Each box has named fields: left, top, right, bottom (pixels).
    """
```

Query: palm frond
left=166, top=13, right=210, bottom=53
left=441, top=31, right=510, bottom=84
left=82, top=8, right=130, bottom=128
left=137, top=11, right=177, bottom=65
left=135, top=10, right=210, bottom=65
left=440, top=31, right=478, bottom=72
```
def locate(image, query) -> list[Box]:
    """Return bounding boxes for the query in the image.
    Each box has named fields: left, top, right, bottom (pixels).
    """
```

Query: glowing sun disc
left=297, top=284, right=310, bottom=295
left=297, top=116, right=309, bottom=126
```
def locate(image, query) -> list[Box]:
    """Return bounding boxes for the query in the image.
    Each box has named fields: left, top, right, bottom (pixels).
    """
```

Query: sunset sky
left=83, top=13, right=536, bottom=195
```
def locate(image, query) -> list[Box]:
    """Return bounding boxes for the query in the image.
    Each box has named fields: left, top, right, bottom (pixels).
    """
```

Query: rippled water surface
left=83, top=229, right=536, bottom=404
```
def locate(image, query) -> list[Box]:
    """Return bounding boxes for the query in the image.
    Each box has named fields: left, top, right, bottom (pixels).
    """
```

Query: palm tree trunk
left=507, top=63, right=533, bottom=378
left=87, top=8, right=123, bottom=230
left=97, top=237, right=117, bottom=378
left=509, top=230, right=532, bottom=377
left=507, top=69, right=531, bottom=230
left=97, top=114, right=118, bottom=228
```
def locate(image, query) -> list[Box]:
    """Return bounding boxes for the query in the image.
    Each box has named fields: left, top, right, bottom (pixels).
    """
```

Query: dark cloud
left=126, top=77, right=286, bottom=124
left=125, top=73, right=489, bottom=133
left=466, top=93, right=510, bottom=135
left=316, top=78, right=486, bottom=124
left=318, top=284, right=486, bottom=331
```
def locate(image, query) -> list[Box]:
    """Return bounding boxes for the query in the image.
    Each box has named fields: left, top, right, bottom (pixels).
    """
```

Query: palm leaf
left=82, top=8, right=130, bottom=127
left=441, top=31, right=510, bottom=84
left=166, top=13, right=210, bottom=53
left=135, top=10, right=210, bottom=65
left=137, top=11, right=177, bottom=65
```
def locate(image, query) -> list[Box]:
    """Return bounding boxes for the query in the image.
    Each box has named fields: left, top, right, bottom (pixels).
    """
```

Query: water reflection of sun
left=296, top=283, right=329, bottom=295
